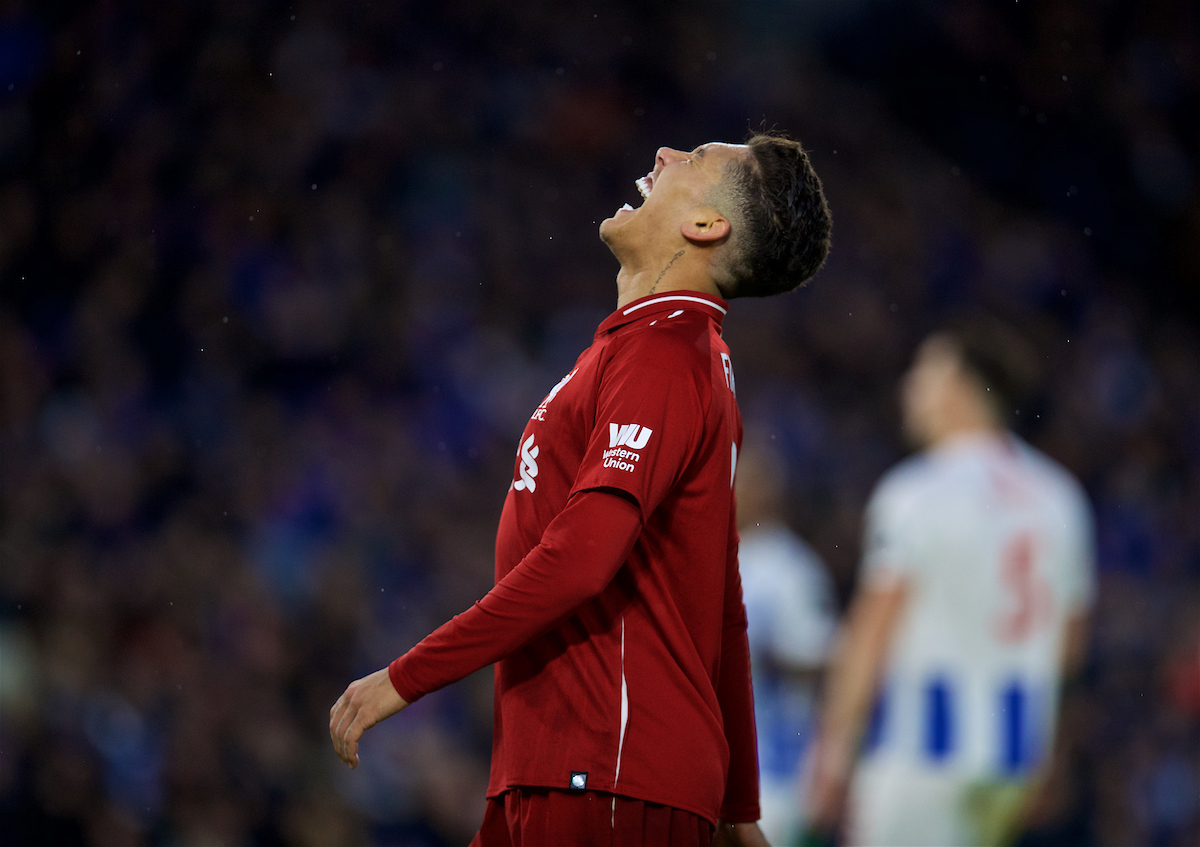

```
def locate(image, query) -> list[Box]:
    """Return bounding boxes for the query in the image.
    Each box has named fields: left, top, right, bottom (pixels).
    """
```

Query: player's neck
left=614, top=249, right=722, bottom=309
left=930, top=420, right=1005, bottom=451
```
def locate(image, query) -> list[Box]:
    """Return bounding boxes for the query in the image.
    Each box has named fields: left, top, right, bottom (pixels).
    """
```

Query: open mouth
left=613, top=171, right=656, bottom=217
left=619, top=171, right=657, bottom=214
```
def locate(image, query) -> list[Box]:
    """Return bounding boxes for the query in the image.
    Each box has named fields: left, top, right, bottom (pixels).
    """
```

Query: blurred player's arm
left=714, top=513, right=770, bottom=847
left=1062, top=609, right=1089, bottom=678
left=1013, top=492, right=1096, bottom=828
left=330, top=487, right=642, bottom=768
left=1059, top=489, right=1096, bottom=684
left=807, top=579, right=909, bottom=831
left=1010, top=605, right=1090, bottom=832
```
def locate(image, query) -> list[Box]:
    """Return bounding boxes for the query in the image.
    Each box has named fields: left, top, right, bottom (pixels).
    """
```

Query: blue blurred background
left=0, top=1, right=1197, bottom=845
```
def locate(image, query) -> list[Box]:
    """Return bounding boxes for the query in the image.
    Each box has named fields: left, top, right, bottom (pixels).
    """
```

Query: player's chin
left=599, top=208, right=635, bottom=238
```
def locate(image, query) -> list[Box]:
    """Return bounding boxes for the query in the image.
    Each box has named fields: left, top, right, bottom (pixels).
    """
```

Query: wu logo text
left=608, top=423, right=652, bottom=449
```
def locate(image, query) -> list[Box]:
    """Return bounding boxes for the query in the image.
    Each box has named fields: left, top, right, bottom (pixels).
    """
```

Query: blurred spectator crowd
left=0, top=1, right=1197, bottom=845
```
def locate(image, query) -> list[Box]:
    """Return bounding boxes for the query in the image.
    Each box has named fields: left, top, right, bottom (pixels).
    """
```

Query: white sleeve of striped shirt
left=860, top=469, right=925, bottom=590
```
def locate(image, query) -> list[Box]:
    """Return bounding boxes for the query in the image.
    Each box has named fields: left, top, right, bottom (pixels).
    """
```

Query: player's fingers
left=329, top=693, right=349, bottom=754
left=329, top=700, right=342, bottom=743
left=332, top=696, right=358, bottom=764
left=331, top=688, right=352, bottom=726
left=341, top=707, right=364, bottom=762
left=342, top=708, right=375, bottom=769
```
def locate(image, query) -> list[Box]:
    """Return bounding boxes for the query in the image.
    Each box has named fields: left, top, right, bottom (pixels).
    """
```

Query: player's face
left=599, top=142, right=747, bottom=249
left=901, top=336, right=961, bottom=448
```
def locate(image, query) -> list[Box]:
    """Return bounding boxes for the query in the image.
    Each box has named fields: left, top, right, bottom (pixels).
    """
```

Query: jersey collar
left=596, top=290, right=729, bottom=336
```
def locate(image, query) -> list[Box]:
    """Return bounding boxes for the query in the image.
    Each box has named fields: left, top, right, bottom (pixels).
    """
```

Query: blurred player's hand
left=806, top=769, right=847, bottom=832
left=803, top=741, right=850, bottom=840
left=712, top=821, right=770, bottom=847
left=329, top=667, right=409, bottom=768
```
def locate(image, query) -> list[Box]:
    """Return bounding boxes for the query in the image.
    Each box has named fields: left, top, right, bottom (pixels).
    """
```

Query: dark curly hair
left=940, top=314, right=1042, bottom=422
left=710, top=133, right=832, bottom=298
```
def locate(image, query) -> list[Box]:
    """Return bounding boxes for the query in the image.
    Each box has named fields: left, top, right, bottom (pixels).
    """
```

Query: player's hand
left=712, top=821, right=770, bottom=847
left=329, top=667, right=409, bottom=768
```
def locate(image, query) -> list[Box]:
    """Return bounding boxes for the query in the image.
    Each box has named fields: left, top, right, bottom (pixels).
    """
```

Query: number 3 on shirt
left=993, top=530, right=1053, bottom=643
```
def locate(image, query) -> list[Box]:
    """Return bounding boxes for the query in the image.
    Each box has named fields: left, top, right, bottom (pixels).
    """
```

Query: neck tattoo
left=648, top=250, right=686, bottom=295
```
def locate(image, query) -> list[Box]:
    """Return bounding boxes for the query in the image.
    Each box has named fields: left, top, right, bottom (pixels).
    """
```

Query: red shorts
left=469, top=788, right=714, bottom=847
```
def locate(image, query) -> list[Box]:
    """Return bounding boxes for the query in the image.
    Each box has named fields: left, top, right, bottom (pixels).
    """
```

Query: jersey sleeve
left=569, top=329, right=708, bottom=520
left=388, top=490, right=643, bottom=703
left=860, top=471, right=923, bottom=590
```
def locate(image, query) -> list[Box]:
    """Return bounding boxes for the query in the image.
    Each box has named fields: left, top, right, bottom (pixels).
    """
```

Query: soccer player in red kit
left=331, top=134, right=831, bottom=846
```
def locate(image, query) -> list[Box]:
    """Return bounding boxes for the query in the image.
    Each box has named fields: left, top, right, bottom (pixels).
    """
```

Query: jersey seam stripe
left=624, top=293, right=724, bottom=314
left=614, top=615, right=629, bottom=789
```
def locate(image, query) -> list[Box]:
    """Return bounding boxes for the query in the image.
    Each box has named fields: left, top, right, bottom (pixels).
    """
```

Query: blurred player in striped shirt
left=808, top=319, right=1095, bottom=847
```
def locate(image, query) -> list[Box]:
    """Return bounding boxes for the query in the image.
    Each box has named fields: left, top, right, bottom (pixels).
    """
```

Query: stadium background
left=1, top=1, right=1197, bottom=845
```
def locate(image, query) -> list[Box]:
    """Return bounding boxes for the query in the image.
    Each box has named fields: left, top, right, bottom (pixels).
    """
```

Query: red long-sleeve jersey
left=389, top=290, right=759, bottom=825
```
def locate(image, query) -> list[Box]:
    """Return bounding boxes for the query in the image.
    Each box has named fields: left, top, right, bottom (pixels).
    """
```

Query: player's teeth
left=620, top=203, right=634, bottom=211
left=636, top=177, right=651, bottom=199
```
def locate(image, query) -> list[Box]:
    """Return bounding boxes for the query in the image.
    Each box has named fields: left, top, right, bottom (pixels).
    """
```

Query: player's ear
left=681, top=207, right=730, bottom=245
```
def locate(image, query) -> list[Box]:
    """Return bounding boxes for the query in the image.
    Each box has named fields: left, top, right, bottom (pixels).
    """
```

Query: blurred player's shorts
left=849, top=762, right=1030, bottom=847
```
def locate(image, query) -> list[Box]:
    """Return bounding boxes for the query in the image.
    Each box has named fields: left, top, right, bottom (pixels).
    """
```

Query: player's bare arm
left=807, top=580, right=908, bottom=830
left=1010, top=608, right=1091, bottom=828
left=329, top=667, right=410, bottom=769
left=1061, top=610, right=1089, bottom=676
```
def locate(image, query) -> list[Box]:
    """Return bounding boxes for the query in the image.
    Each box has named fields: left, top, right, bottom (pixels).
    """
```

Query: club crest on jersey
left=604, top=423, right=651, bottom=473
left=512, top=433, right=539, bottom=492
left=531, top=368, right=577, bottom=421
